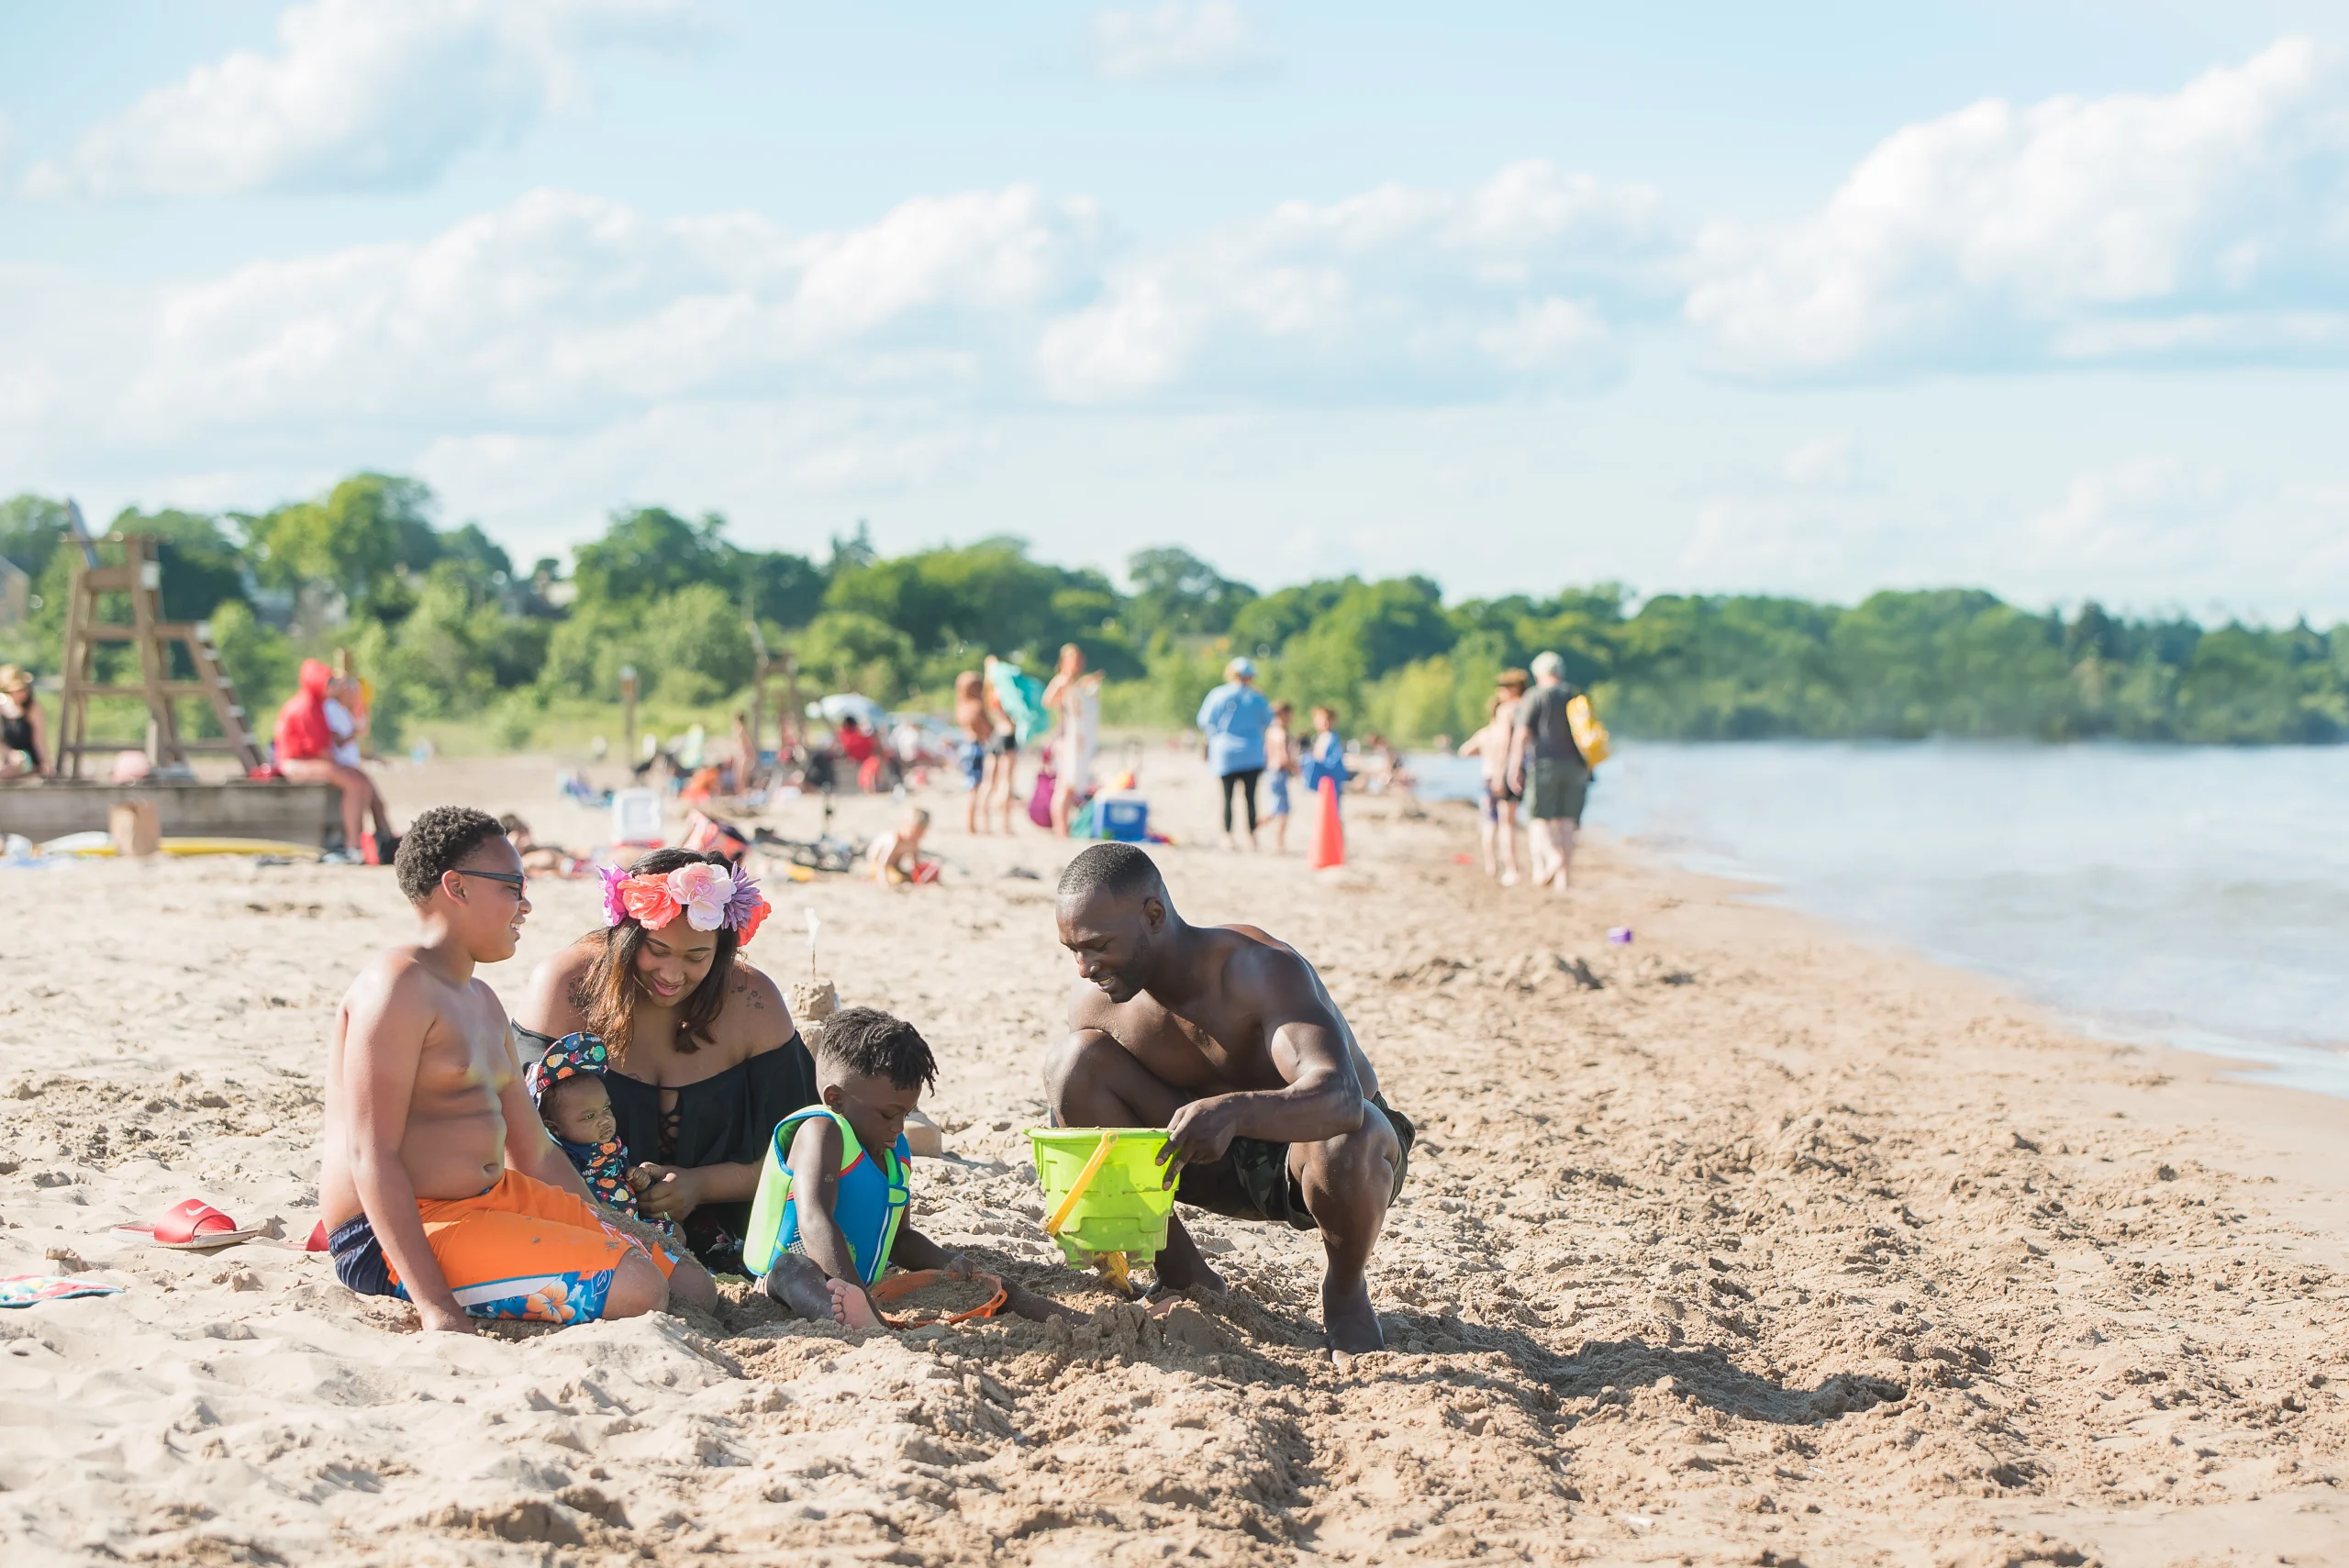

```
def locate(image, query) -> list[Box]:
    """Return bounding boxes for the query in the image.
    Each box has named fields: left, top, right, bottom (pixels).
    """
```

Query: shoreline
left=3, top=753, right=2345, bottom=1566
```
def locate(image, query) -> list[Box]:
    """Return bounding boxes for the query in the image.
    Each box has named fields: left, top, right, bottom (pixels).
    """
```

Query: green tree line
left=4, top=476, right=2343, bottom=751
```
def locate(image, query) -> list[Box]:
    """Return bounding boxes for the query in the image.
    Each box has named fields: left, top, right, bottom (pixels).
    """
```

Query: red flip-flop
left=116, top=1199, right=269, bottom=1251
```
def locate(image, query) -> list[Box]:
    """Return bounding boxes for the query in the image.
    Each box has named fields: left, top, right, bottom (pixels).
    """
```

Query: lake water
left=1407, top=742, right=2349, bottom=1099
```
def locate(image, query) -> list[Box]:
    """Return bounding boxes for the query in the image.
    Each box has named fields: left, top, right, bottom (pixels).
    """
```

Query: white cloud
left=1037, top=161, right=1665, bottom=402
left=23, top=0, right=695, bottom=199
left=1089, top=2, right=1268, bottom=82
left=2, top=161, right=1659, bottom=507
left=2018, top=460, right=2349, bottom=612
left=1687, top=38, right=2349, bottom=378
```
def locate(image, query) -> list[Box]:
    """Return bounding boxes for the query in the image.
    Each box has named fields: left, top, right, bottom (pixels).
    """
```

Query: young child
left=867, top=806, right=938, bottom=884
left=746, top=1006, right=1072, bottom=1328
left=528, top=1032, right=674, bottom=1236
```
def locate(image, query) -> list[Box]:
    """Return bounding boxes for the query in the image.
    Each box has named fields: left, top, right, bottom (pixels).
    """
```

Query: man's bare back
left=320, top=945, right=518, bottom=1229
left=1064, top=923, right=1382, bottom=1106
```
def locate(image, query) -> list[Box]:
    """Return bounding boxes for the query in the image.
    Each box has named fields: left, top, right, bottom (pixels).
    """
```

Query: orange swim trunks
left=328, top=1169, right=677, bottom=1325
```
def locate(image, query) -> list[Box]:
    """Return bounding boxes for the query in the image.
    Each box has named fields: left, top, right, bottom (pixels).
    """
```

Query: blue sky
left=4, top=1, right=2346, bottom=618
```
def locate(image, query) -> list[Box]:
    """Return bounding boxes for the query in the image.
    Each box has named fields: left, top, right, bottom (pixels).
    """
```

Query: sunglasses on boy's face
left=450, top=869, right=528, bottom=895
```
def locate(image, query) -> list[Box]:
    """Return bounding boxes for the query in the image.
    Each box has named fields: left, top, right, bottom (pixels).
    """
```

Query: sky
left=3, top=0, right=2347, bottom=620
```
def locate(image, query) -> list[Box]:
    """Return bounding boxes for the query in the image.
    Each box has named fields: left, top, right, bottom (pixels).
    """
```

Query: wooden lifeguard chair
left=52, top=513, right=264, bottom=779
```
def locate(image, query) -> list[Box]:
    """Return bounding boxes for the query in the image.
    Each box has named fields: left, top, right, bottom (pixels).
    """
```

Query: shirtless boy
left=321, top=806, right=718, bottom=1330
left=1044, top=842, right=1414, bottom=1353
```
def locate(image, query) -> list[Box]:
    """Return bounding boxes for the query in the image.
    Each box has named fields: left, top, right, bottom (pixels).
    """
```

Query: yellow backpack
left=1566, top=692, right=1609, bottom=767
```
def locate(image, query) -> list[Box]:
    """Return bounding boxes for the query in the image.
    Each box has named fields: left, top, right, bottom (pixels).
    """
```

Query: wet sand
left=2, top=751, right=2344, bottom=1566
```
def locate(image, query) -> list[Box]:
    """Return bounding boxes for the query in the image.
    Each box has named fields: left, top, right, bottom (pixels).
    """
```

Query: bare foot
left=1322, top=1274, right=1386, bottom=1355
left=828, top=1277, right=883, bottom=1329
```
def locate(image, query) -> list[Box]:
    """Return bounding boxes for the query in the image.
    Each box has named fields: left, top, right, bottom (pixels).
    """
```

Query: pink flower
left=668, top=862, right=733, bottom=931
left=598, top=864, right=631, bottom=927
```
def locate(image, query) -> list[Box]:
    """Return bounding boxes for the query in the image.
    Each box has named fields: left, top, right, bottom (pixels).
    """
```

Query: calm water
left=1408, top=742, right=2349, bottom=1098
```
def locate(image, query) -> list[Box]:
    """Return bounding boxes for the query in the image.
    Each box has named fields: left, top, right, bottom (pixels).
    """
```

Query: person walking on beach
left=1458, top=684, right=1524, bottom=884
left=1264, top=700, right=1300, bottom=854
left=953, top=671, right=991, bottom=834
left=1507, top=652, right=1590, bottom=895
left=1197, top=657, right=1274, bottom=851
left=980, top=655, right=1023, bottom=835
left=1046, top=843, right=1414, bottom=1354
left=320, top=807, right=718, bottom=1330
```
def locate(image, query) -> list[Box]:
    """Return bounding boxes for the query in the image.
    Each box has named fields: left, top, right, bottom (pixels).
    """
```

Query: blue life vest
left=741, top=1106, right=910, bottom=1285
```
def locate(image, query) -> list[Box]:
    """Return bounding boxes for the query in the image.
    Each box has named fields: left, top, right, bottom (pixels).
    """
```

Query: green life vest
left=742, top=1106, right=910, bottom=1285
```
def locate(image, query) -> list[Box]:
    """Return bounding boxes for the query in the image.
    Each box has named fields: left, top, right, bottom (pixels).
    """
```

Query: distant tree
left=573, top=507, right=732, bottom=606
left=1126, top=547, right=1257, bottom=639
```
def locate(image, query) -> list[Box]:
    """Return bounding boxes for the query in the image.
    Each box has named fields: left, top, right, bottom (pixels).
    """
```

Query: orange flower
left=619, top=877, right=682, bottom=929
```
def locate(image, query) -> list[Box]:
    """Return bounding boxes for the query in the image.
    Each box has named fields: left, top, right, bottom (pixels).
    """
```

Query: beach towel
left=1, top=1275, right=122, bottom=1308
left=987, top=662, right=1052, bottom=747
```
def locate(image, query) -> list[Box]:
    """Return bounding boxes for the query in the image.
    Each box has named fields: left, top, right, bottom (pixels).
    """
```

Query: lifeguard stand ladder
left=53, top=530, right=265, bottom=779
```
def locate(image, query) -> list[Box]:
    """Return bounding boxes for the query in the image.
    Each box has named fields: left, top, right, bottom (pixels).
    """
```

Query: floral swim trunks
left=328, top=1168, right=677, bottom=1324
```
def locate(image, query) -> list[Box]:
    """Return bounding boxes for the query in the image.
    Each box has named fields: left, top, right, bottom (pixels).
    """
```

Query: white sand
left=2, top=752, right=2344, bottom=1565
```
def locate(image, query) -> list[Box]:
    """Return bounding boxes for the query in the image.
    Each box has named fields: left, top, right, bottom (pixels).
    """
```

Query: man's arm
left=1159, top=951, right=1364, bottom=1178
left=1505, top=711, right=1531, bottom=792
left=342, top=968, right=472, bottom=1334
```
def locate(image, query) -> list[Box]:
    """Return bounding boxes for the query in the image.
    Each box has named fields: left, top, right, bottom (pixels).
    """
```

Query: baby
left=867, top=807, right=938, bottom=885
left=528, top=1032, right=673, bottom=1236
left=747, top=1006, right=1070, bottom=1328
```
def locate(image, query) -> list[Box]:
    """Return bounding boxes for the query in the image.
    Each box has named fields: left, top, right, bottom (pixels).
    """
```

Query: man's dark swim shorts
left=1208, top=1094, right=1414, bottom=1231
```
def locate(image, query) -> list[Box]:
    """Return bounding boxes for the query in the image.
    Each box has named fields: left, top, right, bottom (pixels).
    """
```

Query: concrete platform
left=0, top=779, right=342, bottom=849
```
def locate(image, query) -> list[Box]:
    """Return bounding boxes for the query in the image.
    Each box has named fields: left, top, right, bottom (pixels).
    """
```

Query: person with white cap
left=1196, top=656, right=1275, bottom=851
left=1507, top=651, right=1591, bottom=895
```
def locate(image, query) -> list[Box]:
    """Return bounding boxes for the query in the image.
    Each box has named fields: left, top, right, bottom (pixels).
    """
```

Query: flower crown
left=599, top=861, right=770, bottom=944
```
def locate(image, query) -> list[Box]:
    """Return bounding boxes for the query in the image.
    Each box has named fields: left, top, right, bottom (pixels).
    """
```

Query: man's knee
left=601, top=1251, right=670, bottom=1319
left=1042, top=1028, right=1119, bottom=1108
left=1298, top=1109, right=1401, bottom=1208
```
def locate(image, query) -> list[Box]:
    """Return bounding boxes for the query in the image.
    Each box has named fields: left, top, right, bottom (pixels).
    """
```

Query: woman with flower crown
left=515, top=848, right=817, bottom=1273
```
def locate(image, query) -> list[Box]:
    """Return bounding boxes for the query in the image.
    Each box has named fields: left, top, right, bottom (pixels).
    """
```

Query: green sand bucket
left=1029, top=1128, right=1177, bottom=1268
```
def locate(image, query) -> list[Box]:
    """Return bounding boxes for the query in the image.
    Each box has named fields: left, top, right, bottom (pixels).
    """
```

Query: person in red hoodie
left=276, top=658, right=380, bottom=862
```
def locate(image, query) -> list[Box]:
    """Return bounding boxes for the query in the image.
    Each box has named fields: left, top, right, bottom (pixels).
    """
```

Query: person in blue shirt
left=1196, top=657, right=1275, bottom=851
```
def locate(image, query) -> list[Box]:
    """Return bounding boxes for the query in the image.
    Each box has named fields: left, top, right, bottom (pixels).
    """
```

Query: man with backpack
left=1507, top=651, right=1593, bottom=895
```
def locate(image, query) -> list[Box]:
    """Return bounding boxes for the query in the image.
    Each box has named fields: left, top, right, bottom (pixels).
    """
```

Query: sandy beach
left=3, top=753, right=2344, bottom=1567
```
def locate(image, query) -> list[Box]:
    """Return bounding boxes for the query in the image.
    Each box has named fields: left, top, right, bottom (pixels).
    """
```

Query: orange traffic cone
left=1308, top=775, right=1345, bottom=869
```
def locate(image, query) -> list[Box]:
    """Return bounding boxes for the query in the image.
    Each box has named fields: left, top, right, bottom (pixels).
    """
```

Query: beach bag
left=1566, top=692, right=1610, bottom=767
left=987, top=663, right=1052, bottom=747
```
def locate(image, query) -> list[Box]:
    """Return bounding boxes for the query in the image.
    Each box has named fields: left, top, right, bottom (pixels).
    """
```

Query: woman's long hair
left=583, top=847, right=739, bottom=1065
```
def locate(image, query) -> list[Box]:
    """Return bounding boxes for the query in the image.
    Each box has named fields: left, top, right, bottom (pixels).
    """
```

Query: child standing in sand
left=318, top=806, right=718, bottom=1330
left=747, top=1007, right=1074, bottom=1328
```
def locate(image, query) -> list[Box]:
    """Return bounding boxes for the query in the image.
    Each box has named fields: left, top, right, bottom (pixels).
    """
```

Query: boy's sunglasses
left=451, top=869, right=528, bottom=893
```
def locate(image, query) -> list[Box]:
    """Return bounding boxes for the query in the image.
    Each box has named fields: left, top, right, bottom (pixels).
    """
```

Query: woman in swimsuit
left=515, top=847, right=818, bottom=1273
